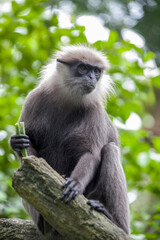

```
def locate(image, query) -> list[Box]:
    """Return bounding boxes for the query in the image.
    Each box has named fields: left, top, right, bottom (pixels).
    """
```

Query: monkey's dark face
left=57, top=59, right=102, bottom=95
left=73, top=62, right=102, bottom=93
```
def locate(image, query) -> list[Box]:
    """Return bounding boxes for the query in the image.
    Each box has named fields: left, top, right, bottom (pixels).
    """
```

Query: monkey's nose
left=88, top=71, right=95, bottom=79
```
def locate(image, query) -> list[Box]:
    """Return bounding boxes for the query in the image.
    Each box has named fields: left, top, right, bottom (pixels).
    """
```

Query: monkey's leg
left=87, top=142, right=130, bottom=234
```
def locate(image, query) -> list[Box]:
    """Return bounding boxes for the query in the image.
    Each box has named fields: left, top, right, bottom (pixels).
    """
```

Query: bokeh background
left=0, top=1, right=160, bottom=239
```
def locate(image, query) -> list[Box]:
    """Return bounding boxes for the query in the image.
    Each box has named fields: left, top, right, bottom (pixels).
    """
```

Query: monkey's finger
left=87, top=199, right=100, bottom=205
left=95, top=207, right=106, bottom=213
left=65, top=190, right=78, bottom=203
left=13, top=143, right=30, bottom=149
left=60, top=188, right=71, bottom=200
left=14, top=148, right=22, bottom=152
left=90, top=205, right=103, bottom=211
left=87, top=200, right=93, bottom=206
left=12, top=134, right=29, bottom=139
left=61, top=181, right=77, bottom=200
left=62, top=178, right=73, bottom=188
left=73, top=184, right=81, bottom=192
left=11, top=139, right=30, bottom=144
left=61, top=186, right=73, bottom=200
left=87, top=200, right=102, bottom=208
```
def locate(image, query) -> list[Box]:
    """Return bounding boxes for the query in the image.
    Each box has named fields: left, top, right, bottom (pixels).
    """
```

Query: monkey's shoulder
left=20, top=87, right=53, bottom=120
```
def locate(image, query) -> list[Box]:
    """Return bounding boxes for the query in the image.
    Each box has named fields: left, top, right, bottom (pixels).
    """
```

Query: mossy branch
left=10, top=155, right=131, bottom=240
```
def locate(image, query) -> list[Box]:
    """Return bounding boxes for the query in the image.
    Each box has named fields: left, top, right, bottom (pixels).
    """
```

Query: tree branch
left=0, top=218, right=41, bottom=240
left=2, top=155, right=130, bottom=240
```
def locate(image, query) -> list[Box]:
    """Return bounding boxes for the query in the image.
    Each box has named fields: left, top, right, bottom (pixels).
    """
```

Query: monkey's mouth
left=83, top=84, right=95, bottom=94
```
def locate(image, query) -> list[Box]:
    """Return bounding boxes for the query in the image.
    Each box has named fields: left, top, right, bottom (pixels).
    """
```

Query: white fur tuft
left=39, top=45, right=113, bottom=106
left=55, top=45, right=110, bottom=70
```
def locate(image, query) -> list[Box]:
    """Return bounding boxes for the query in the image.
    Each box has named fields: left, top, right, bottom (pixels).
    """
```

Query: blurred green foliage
left=0, top=1, right=160, bottom=239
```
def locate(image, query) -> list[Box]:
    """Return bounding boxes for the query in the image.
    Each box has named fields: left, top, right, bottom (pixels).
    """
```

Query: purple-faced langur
left=10, top=45, right=130, bottom=235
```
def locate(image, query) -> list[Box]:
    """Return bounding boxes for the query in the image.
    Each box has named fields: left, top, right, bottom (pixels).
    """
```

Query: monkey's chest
left=38, top=126, right=91, bottom=176
left=35, top=106, right=103, bottom=175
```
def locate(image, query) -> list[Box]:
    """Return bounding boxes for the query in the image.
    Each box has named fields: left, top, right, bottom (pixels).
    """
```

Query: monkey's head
left=57, top=58, right=102, bottom=95
left=41, top=45, right=112, bottom=105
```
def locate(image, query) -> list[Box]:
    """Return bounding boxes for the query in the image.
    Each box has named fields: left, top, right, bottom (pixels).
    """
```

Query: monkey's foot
left=61, top=178, right=81, bottom=203
left=87, top=200, right=114, bottom=221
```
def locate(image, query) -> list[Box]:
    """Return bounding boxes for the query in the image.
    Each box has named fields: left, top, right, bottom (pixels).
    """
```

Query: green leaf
left=143, top=51, right=155, bottom=62
left=107, top=30, right=119, bottom=48
left=152, top=75, right=160, bottom=88
left=153, top=137, right=160, bottom=152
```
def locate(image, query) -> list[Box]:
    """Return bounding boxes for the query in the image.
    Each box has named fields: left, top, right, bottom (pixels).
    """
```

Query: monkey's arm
left=61, top=152, right=99, bottom=202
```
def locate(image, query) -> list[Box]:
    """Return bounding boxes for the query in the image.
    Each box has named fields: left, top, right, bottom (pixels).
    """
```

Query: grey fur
left=10, top=46, right=130, bottom=235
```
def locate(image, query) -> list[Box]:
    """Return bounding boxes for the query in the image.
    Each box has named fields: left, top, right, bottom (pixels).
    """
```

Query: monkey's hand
left=10, top=134, right=30, bottom=153
left=61, top=178, right=81, bottom=203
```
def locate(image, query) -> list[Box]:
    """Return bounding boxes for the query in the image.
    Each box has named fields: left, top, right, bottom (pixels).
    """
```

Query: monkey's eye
left=94, top=67, right=101, bottom=76
left=77, top=64, right=88, bottom=75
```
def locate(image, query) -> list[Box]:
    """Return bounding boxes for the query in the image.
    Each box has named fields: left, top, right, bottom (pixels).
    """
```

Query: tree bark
left=1, top=155, right=130, bottom=240
left=0, top=218, right=41, bottom=240
left=0, top=218, right=66, bottom=240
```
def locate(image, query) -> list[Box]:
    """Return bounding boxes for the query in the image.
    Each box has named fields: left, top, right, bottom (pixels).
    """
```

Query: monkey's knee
left=101, top=142, right=120, bottom=161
